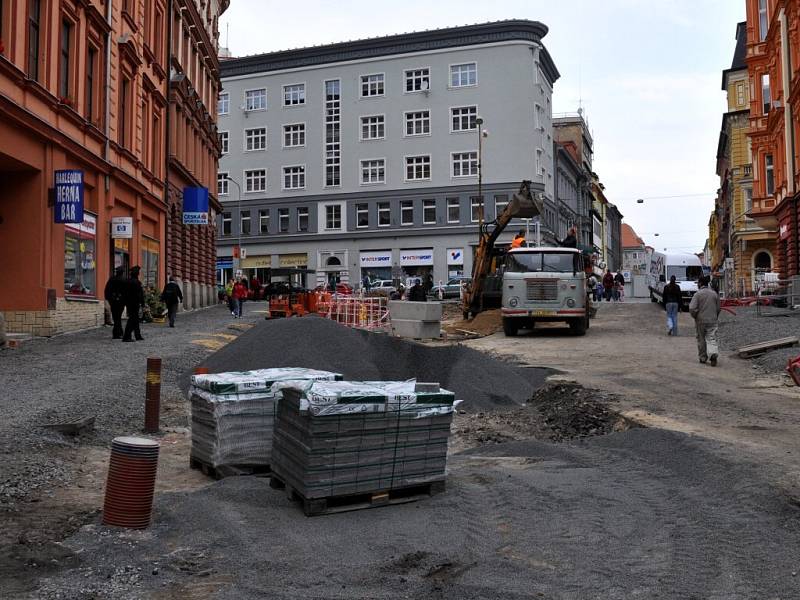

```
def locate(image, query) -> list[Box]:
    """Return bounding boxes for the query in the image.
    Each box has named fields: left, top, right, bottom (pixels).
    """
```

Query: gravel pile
left=718, top=307, right=800, bottom=374
left=198, top=316, right=550, bottom=411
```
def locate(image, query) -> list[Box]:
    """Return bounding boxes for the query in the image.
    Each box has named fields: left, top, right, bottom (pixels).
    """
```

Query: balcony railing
left=742, top=164, right=753, bottom=177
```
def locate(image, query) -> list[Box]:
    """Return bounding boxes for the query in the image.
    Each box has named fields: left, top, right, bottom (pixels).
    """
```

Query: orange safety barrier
left=315, top=295, right=389, bottom=330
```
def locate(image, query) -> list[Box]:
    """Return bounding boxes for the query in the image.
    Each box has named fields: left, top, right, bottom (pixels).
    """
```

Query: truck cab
left=501, top=247, right=589, bottom=336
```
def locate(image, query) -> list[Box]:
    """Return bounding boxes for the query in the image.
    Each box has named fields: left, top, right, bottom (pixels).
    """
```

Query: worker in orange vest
left=510, top=230, right=526, bottom=249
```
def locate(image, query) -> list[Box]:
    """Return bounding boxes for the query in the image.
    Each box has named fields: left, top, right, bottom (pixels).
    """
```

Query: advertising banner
left=183, top=187, right=210, bottom=225
left=447, top=248, right=464, bottom=265
left=400, top=249, right=433, bottom=266
left=54, top=169, right=84, bottom=224
left=359, top=251, right=392, bottom=267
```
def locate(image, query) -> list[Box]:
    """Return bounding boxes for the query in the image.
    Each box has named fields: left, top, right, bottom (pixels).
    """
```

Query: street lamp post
left=224, top=174, right=242, bottom=278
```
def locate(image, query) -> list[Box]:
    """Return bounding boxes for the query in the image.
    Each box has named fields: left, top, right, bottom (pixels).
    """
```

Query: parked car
left=429, top=278, right=469, bottom=299
left=370, top=280, right=397, bottom=296
left=312, top=282, right=354, bottom=295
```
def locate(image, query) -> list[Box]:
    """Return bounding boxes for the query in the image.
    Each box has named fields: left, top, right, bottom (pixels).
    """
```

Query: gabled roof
left=621, top=223, right=645, bottom=249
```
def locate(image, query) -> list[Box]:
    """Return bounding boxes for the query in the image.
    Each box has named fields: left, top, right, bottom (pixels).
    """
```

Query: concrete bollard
left=144, top=357, right=162, bottom=433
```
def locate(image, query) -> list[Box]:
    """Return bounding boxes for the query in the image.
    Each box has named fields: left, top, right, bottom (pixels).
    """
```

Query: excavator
left=462, top=180, right=543, bottom=319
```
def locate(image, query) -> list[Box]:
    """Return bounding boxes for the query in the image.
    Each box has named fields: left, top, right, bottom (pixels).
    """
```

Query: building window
left=361, top=73, right=385, bottom=97
left=401, top=200, right=414, bottom=225
left=245, top=127, right=267, bottom=151
left=360, top=158, right=385, bottom=184
left=325, top=204, right=342, bottom=230
left=240, top=210, right=251, bottom=235
left=245, top=169, right=267, bottom=193
left=450, top=62, right=477, bottom=87
left=297, top=206, right=309, bottom=231
left=59, top=20, right=73, bottom=100
left=405, top=110, right=431, bottom=136
left=447, top=197, right=460, bottom=223
left=360, top=115, right=385, bottom=140
left=536, top=148, right=543, bottom=176
left=325, top=79, right=341, bottom=187
left=471, top=196, right=483, bottom=222
left=259, top=209, right=269, bottom=233
left=759, top=0, right=768, bottom=42
left=27, top=0, right=41, bottom=80
left=218, top=92, right=229, bottom=115
left=765, top=154, right=774, bottom=195
left=406, top=155, right=431, bottom=181
left=405, top=67, right=430, bottom=92
left=283, top=123, right=305, bottom=147
left=744, top=188, right=753, bottom=215
left=356, top=203, right=369, bottom=228
left=119, top=75, right=131, bottom=147
left=423, top=199, right=436, bottom=224
left=452, top=151, right=478, bottom=177
left=86, top=45, right=99, bottom=123
left=451, top=106, right=477, bottom=132
left=761, top=73, right=771, bottom=114
left=278, top=208, right=289, bottom=232
left=283, top=83, right=305, bottom=106
left=283, top=165, right=306, bottom=190
left=217, top=172, right=229, bottom=196
left=736, top=82, right=746, bottom=107
left=245, top=88, right=267, bottom=111
left=222, top=212, right=232, bottom=236
left=494, top=194, right=509, bottom=217
left=377, top=202, right=391, bottom=227
left=218, top=131, right=229, bottom=154
left=140, top=240, right=158, bottom=296
left=64, top=215, right=97, bottom=297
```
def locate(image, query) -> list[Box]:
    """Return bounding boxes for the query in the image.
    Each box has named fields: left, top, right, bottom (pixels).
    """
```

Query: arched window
left=754, top=251, right=771, bottom=270
left=326, top=256, right=342, bottom=267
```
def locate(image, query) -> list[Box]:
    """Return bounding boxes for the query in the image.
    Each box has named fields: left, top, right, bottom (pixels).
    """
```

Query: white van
left=648, top=251, right=704, bottom=309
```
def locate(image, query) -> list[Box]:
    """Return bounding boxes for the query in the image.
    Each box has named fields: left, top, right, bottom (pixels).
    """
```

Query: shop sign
left=241, top=256, right=271, bottom=268
left=111, top=216, right=133, bottom=239
left=182, top=187, right=209, bottom=225
left=64, top=212, right=97, bottom=236
left=54, top=169, right=84, bottom=224
left=216, top=258, right=233, bottom=270
left=780, top=223, right=790, bottom=239
left=360, top=251, right=392, bottom=267
left=447, top=248, right=464, bottom=265
left=400, top=249, right=433, bottom=266
left=279, top=253, right=307, bottom=267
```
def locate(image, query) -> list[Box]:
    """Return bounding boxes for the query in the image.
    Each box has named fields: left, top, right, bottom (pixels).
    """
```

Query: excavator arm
left=462, top=180, right=543, bottom=318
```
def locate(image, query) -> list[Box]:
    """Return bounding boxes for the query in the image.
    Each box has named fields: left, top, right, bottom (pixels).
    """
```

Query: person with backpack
left=104, top=266, right=127, bottom=339
left=160, top=276, right=184, bottom=328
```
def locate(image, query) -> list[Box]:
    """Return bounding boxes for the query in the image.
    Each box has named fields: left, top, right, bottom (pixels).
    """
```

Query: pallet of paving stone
left=189, top=454, right=271, bottom=480
left=270, top=380, right=456, bottom=507
left=269, top=470, right=445, bottom=516
left=188, top=368, right=342, bottom=475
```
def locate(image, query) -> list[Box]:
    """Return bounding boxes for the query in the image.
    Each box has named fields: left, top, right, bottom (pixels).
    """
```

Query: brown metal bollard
left=144, top=357, right=162, bottom=433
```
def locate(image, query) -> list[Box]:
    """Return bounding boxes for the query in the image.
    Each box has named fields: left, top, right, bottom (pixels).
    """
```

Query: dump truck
left=462, top=180, right=543, bottom=319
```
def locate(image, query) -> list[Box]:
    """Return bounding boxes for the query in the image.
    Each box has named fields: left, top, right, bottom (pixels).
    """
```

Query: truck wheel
left=569, top=317, right=587, bottom=336
left=502, top=317, right=519, bottom=337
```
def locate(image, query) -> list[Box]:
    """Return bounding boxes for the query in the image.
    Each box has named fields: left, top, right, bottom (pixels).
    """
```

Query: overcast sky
left=220, top=0, right=744, bottom=253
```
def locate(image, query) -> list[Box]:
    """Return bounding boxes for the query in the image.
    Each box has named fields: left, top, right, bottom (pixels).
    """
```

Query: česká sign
left=183, top=187, right=209, bottom=225
left=54, top=169, right=84, bottom=224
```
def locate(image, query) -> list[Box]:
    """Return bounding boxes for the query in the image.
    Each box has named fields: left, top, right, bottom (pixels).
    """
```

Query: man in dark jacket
left=663, top=275, right=683, bottom=336
left=160, top=276, right=184, bottom=328
left=104, top=267, right=127, bottom=339
left=408, top=279, right=427, bottom=302
left=602, top=270, right=614, bottom=301
left=122, top=266, right=145, bottom=342
left=560, top=226, right=578, bottom=248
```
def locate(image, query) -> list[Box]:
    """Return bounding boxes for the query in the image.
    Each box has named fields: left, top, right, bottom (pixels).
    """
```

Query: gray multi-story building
left=553, top=112, right=594, bottom=249
left=215, top=20, right=559, bottom=288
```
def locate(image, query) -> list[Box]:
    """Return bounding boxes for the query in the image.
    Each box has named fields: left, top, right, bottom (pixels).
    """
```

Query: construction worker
left=511, top=230, right=526, bottom=248
left=689, top=275, right=721, bottom=366
left=560, top=226, right=578, bottom=248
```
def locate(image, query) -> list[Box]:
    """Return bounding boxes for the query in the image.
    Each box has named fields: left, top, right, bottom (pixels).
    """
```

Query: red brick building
left=0, top=0, right=226, bottom=335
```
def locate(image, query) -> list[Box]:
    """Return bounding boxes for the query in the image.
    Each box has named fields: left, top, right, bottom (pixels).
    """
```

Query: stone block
left=390, top=319, right=441, bottom=340
left=388, top=301, right=442, bottom=322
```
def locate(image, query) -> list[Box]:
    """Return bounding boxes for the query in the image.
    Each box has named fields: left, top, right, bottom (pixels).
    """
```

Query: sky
left=220, top=0, right=745, bottom=253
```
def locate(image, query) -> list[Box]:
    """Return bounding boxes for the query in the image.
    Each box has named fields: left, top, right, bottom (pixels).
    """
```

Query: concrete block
left=388, top=301, right=442, bottom=322
left=390, top=319, right=441, bottom=340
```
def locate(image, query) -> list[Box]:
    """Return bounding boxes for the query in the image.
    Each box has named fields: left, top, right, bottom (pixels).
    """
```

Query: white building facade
left=216, top=20, right=559, bottom=288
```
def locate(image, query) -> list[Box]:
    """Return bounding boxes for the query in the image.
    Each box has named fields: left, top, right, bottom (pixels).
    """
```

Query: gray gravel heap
left=717, top=307, right=800, bottom=374
left=197, top=316, right=551, bottom=412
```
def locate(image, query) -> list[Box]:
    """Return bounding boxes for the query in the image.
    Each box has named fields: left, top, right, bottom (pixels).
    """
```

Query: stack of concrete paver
left=189, top=368, right=342, bottom=469
left=271, top=380, right=457, bottom=499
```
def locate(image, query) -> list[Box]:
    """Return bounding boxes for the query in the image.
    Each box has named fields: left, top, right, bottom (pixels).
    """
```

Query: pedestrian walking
left=663, top=275, right=683, bottom=336
left=160, top=276, right=183, bottom=328
left=689, top=276, right=721, bottom=366
left=602, top=270, right=614, bottom=301
left=594, top=281, right=604, bottom=302
left=122, top=265, right=145, bottom=342
left=232, top=278, right=248, bottom=318
left=613, top=271, right=625, bottom=301
left=225, top=279, right=235, bottom=315
left=408, top=279, right=427, bottom=302
left=104, top=266, right=127, bottom=339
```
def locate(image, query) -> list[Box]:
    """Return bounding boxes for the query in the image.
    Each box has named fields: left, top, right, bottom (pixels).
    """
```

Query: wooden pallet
left=737, top=336, right=799, bottom=358
left=189, top=456, right=271, bottom=480
left=269, top=473, right=445, bottom=517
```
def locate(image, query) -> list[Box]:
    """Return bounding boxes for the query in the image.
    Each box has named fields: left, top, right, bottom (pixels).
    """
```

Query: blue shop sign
left=183, top=187, right=209, bottom=225
left=54, top=169, right=84, bottom=224
left=216, top=259, right=233, bottom=270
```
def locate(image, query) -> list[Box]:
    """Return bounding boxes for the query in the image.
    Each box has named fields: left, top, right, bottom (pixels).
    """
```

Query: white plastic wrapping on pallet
left=189, top=368, right=342, bottom=468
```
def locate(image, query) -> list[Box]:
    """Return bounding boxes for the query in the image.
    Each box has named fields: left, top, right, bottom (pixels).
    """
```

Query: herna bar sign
left=183, top=187, right=209, bottom=225
left=54, top=169, right=84, bottom=224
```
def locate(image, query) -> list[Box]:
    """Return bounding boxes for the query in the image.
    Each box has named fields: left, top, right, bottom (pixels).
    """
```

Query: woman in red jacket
left=232, top=278, right=247, bottom=318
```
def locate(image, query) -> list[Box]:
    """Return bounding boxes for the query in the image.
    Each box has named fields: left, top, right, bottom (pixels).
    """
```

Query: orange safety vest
left=511, top=236, right=525, bottom=249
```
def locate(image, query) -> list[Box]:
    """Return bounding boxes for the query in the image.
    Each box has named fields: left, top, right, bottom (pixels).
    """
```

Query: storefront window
left=141, top=237, right=159, bottom=288
left=64, top=213, right=97, bottom=296
left=114, top=238, right=130, bottom=274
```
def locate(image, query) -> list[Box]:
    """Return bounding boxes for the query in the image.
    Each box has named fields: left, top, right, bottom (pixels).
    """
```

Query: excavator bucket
left=507, top=187, right=542, bottom=219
